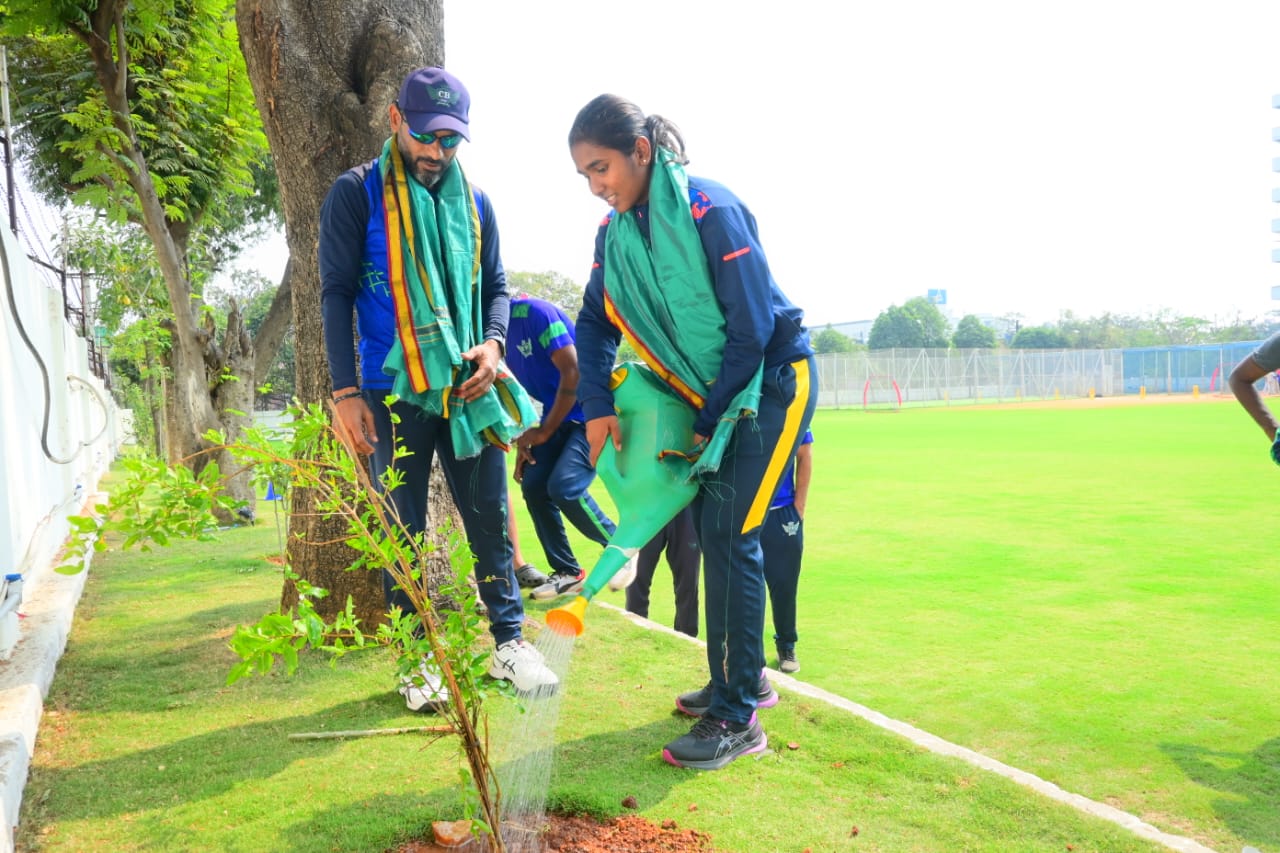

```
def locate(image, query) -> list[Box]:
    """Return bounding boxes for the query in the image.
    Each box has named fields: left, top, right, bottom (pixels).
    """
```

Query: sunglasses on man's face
left=405, top=126, right=464, bottom=149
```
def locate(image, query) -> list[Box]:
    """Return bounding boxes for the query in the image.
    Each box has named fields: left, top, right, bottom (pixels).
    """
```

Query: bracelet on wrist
left=332, top=390, right=363, bottom=404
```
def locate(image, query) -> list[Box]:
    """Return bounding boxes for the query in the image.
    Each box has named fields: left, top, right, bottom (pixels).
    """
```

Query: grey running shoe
left=529, top=569, right=585, bottom=601
left=778, top=645, right=800, bottom=674
left=675, top=672, right=779, bottom=717
left=514, top=563, right=550, bottom=589
left=662, top=712, right=767, bottom=770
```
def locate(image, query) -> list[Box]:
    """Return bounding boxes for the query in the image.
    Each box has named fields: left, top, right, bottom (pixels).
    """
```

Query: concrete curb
left=0, top=547, right=90, bottom=852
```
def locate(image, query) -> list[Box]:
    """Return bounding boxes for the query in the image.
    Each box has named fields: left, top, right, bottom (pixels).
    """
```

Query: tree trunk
left=253, top=259, right=294, bottom=393
left=208, top=303, right=259, bottom=521
left=146, top=336, right=167, bottom=458
left=278, top=462, right=461, bottom=628
left=236, top=0, right=464, bottom=622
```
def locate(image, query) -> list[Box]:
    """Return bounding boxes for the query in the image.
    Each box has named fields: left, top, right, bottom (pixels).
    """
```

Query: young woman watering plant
left=567, top=94, right=817, bottom=771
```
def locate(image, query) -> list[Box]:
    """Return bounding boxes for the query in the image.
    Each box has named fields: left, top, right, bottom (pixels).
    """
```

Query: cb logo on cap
left=427, top=85, right=457, bottom=107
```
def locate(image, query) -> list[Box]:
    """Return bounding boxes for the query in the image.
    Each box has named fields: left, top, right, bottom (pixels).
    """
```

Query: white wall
left=0, top=226, right=122, bottom=589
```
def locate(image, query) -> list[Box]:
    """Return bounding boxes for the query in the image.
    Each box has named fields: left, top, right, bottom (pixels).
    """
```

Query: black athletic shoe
left=777, top=645, right=800, bottom=674
left=662, top=712, right=767, bottom=770
left=674, top=672, right=779, bottom=717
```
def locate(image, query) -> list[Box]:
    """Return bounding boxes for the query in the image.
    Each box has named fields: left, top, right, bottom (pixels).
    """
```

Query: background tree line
left=810, top=296, right=1280, bottom=353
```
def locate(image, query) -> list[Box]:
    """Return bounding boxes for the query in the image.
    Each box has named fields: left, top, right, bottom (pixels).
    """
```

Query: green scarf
left=378, top=139, right=536, bottom=458
left=603, top=148, right=763, bottom=478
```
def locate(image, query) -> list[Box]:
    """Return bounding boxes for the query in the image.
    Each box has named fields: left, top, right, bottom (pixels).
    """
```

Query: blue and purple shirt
left=507, top=297, right=583, bottom=423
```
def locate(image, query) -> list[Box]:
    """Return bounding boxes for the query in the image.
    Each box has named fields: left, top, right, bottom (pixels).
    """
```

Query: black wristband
left=333, top=389, right=363, bottom=404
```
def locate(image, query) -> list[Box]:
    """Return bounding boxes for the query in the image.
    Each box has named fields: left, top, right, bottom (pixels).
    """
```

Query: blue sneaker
left=662, top=712, right=767, bottom=770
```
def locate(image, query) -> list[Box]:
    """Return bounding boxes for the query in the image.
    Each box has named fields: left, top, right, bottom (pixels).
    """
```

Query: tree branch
left=253, top=256, right=294, bottom=387
left=111, top=2, right=128, bottom=104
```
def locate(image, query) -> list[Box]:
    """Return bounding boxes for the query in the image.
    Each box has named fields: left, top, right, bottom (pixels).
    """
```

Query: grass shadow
left=1161, top=736, right=1280, bottom=850
left=26, top=696, right=433, bottom=824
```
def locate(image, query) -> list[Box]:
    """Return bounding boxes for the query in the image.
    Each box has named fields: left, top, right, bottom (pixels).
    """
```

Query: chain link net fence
left=815, top=342, right=1268, bottom=409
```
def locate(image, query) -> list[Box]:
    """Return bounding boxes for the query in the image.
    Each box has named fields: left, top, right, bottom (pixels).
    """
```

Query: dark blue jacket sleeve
left=474, top=188, right=510, bottom=349
left=319, top=169, right=369, bottom=392
left=692, top=203, right=776, bottom=436
left=574, top=223, right=621, bottom=421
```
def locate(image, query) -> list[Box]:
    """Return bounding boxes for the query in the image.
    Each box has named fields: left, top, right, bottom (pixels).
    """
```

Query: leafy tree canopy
left=1011, top=325, right=1069, bottom=349
left=507, top=270, right=586, bottom=313
left=812, top=325, right=855, bottom=354
left=952, top=314, right=998, bottom=349
left=4, top=0, right=274, bottom=268
left=61, top=216, right=172, bottom=331
left=1025, top=309, right=1278, bottom=349
left=868, top=297, right=950, bottom=349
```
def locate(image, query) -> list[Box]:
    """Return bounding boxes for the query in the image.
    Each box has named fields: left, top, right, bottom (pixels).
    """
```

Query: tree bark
left=237, top=0, right=465, bottom=621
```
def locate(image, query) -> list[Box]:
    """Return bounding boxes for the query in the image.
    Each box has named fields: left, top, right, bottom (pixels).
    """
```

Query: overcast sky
left=242, top=1, right=1280, bottom=330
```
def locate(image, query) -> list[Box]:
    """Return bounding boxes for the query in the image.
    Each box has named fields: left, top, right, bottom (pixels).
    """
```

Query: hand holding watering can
left=547, top=363, right=700, bottom=637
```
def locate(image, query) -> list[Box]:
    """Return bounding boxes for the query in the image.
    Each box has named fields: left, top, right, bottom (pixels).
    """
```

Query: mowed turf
left=605, top=396, right=1280, bottom=852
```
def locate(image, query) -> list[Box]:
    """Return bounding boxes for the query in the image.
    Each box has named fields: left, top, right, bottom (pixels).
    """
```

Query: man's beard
left=398, top=138, right=445, bottom=189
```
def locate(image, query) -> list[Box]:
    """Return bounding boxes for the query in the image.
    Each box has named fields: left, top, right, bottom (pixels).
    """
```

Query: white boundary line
left=594, top=599, right=1220, bottom=853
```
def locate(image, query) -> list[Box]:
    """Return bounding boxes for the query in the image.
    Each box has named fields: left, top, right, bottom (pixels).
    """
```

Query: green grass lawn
left=18, top=396, right=1279, bottom=852
left=551, top=397, right=1280, bottom=852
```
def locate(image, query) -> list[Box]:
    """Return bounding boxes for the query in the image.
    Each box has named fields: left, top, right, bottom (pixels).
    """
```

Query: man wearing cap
left=319, top=66, right=558, bottom=710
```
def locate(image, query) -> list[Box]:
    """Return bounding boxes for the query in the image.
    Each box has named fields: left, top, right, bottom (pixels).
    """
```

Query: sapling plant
left=61, top=398, right=523, bottom=851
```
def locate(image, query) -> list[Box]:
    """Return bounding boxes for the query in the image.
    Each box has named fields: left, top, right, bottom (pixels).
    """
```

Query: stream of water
left=483, top=627, right=577, bottom=852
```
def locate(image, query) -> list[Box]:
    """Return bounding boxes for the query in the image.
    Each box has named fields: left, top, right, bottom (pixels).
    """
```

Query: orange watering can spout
left=546, top=596, right=588, bottom=637
left=546, top=363, right=698, bottom=635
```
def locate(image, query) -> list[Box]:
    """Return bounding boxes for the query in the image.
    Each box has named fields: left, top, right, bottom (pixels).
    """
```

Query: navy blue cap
left=397, top=66, right=470, bottom=141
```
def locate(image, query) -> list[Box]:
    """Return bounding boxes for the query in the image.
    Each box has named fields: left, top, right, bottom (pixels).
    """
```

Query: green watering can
left=546, top=362, right=699, bottom=636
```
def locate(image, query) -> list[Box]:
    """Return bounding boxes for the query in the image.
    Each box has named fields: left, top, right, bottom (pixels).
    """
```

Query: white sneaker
left=522, top=641, right=546, bottom=664
left=607, top=554, right=638, bottom=592
left=488, top=639, right=559, bottom=694
left=399, top=662, right=448, bottom=713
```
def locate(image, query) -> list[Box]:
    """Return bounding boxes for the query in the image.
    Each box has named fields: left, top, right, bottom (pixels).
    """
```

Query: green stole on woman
left=378, top=138, right=536, bottom=458
left=602, top=148, right=763, bottom=478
